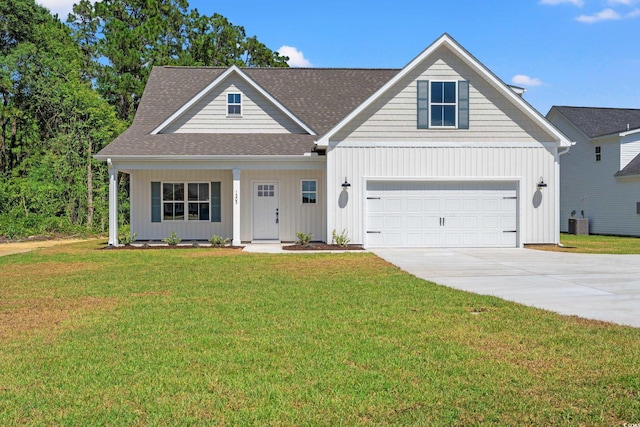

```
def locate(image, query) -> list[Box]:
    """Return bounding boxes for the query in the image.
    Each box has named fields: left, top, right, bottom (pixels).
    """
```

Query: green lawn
left=530, top=233, right=640, bottom=254
left=1, top=240, right=639, bottom=425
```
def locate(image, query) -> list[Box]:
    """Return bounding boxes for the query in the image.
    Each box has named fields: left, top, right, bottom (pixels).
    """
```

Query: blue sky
left=41, top=0, right=640, bottom=115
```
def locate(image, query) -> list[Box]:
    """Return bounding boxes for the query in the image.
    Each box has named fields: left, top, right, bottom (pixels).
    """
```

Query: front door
left=253, top=182, right=279, bottom=240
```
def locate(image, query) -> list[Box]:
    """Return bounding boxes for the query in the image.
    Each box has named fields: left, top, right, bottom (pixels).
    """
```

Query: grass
left=530, top=233, right=640, bottom=254
left=1, top=240, right=639, bottom=425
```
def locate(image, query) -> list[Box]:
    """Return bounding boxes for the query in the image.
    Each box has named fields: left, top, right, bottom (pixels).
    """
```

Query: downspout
left=556, top=144, right=573, bottom=246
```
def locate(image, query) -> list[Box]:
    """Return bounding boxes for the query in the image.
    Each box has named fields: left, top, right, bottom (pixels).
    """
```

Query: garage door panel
left=366, top=181, right=518, bottom=248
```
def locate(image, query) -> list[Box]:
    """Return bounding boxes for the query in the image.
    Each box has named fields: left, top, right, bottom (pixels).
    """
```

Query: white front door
left=253, top=182, right=279, bottom=240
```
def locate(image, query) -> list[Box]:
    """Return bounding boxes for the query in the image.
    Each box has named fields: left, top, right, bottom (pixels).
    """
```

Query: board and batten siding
left=554, top=113, right=640, bottom=236
left=162, top=75, right=307, bottom=134
left=129, top=169, right=233, bottom=240
left=130, top=169, right=326, bottom=242
left=331, top=46, right=555, bottom=144
left=239, top=169, right=326, bottom=242
left=327, top=145, right=557, bottom=245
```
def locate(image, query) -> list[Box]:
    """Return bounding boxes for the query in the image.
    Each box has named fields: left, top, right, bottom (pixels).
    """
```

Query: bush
left=118, top=225, right=137, bottom=246
left=296, top=231, right=313, bottom=247
left=331, top=229, right=350, bottom=248
left=209, top=234, right=231, bottom=247
left=162, top=231, right=181, bottom=246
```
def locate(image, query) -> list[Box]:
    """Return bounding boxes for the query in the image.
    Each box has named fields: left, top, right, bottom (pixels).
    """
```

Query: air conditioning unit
left=568, top=218, right=589, bottom=235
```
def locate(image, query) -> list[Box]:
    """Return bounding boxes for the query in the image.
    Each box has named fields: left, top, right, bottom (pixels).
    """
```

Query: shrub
left=332, top=229, right=350, bottom=248
left=209, top=234, right=231, bottom=247
left=162, top=231, right=181, bottom=246
left=296, top=231, right=313, bottom=247
left=118, top=225, right=137, bottom=246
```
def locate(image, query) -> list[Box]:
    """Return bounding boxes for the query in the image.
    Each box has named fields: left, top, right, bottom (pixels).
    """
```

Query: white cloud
left=608, top=0, right=637, bottom=5
left=626, top=8, right=640, bottom=17
left=277, top=46, right=312, bottom=68
left=539, top=0, right=584, bottom=6
left=512, top=74, right=544, bottom=87
left=37, top=0, right=91, bottom=18
left=576, top=8, right=622, bottom=22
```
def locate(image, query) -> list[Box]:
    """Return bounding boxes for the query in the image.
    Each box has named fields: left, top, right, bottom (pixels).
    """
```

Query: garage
left=365, top=181, right=518, bottom=248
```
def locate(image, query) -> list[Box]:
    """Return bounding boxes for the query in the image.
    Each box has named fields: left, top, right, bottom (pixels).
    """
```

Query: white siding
left=554, top=114, right=640, bottom=236
left=129, top=168, right=326, bottom=242
left=240, top=169, right=326, bottom=242
left=331, top=46, right=555, bottom=143
left=621, top=134, right=640, bottom=169
left=162, top=75, right=307, bottom=134
left=129, top=170, right=233, bottom=241
left=327, top=145, right=557, bottom=245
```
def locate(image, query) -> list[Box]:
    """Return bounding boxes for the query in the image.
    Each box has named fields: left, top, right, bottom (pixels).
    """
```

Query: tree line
left=0, top=0, right=288, bottom=238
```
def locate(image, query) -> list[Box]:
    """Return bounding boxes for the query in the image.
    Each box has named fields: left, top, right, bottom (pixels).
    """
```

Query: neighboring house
left=96, top=34, right=571, bottom=248
left=547, top=106, right=640, bottom=236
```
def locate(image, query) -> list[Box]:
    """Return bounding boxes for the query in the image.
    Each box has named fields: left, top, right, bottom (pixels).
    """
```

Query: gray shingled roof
left=552, top=106, right=640, bottom=138
left=97, top=67, right=400, bottom=157
left=615, top=152, right=640, bottom=177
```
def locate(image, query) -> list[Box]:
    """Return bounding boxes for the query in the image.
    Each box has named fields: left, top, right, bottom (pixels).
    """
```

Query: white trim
left=300, top=179, right=318, bottom=205
left=232, top=169, right=241, bottom=246
left=361, top=176, right=524, bottom=249
left=428, top=80, right=459, bottom=129
left=108, top=162, right=119, bottom=246
left=150, top=65, right=316, bottom=136
left=226, top=92, right=243, bottom=117
left=620, top=127, right=640, bottom=137
left=317, top=33, right=571, bottom=148
left=160, top=181, right=212, bottom=222
left=329, top=140, right=557, bottom=149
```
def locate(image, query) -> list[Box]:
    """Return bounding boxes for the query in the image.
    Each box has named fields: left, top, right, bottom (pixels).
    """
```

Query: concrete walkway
left=371, top=248, right=640, bottom=328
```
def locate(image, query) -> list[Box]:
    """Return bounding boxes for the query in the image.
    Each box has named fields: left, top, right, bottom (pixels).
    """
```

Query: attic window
left=227, top=93, right=242, bottom=116
left=595, top=146, right=601, bottom=162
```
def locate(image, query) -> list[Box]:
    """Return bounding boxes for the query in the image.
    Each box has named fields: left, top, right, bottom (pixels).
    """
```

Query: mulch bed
left=283, top=244, right=364, bottom=251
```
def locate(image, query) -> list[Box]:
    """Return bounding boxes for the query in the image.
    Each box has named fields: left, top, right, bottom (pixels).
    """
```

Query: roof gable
left=152, top=66, right=316, bottom=135
left=549, top=106, right=640, bottom=139
left=317, top=33, right=571, bottom=147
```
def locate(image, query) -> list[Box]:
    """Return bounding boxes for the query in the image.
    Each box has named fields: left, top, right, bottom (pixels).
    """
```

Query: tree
left=68, top=0, right=289, bottom=121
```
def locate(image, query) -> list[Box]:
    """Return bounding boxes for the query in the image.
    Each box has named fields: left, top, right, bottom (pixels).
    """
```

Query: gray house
left=97, top=34, right=571, bottom=247
left=547, top=106, right=640, bottom=236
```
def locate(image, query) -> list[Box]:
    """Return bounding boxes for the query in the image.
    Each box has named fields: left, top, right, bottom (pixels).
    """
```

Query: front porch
left=107, top=159, right=326, bottom=247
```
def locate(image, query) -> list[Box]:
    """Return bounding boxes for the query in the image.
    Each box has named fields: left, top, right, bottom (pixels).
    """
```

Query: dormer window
left=227, top=93, right=242, bottom=116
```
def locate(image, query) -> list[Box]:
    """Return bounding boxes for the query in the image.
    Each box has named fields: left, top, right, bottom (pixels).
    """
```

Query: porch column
left=107, top=159, right=119, bottom=246
left=232, top=168, right=241, bottom=246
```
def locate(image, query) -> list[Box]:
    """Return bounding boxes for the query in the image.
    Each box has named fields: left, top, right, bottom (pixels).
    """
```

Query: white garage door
left=366, top=181, right=518, bottom=248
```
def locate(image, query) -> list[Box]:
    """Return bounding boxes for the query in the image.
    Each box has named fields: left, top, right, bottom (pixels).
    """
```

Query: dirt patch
left=0, top=239, right=88, bottom=257
left=0, top=296, right=118, bottom=342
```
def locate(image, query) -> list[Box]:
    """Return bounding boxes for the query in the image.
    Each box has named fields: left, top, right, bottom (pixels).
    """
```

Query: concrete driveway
left=371, top=248, right=640, bottom=328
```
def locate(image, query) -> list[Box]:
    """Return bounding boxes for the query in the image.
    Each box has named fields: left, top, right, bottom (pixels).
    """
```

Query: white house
left=96, top=34, right=572, bottom=248
left=547, top=106, right=640, bottom=236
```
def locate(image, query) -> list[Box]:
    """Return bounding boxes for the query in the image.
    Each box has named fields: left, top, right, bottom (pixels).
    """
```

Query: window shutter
left=458, top=80, right=469, bottom=129
left=417, top=80, right=429, bottom=129
left=151, top=182, right=161, bottom=223
left=211, top=182, right=221, bottom=222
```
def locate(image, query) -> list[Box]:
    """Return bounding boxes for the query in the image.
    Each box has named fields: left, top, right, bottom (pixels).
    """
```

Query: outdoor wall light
left=341, top=177, right=351, bottom=189
left=537, top=177, right=547, bottom=189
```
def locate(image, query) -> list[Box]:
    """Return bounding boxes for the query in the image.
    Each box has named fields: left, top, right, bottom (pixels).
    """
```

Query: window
left=430, top=81, right=457, bottom=127
left=227, top=93, right=241, bottom=116
left=302, top=180, right=317, bottom=204
left=257, top=184, right=275, bottom=197
left=417, top=80, right=469, bottom=129
left=595, top=146, right=601, bottom=162
left=163, top=182, right=209, bottom=221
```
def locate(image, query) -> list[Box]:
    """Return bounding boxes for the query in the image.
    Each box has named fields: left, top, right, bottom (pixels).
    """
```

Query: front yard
left=1, top=240, right=638, bottom=425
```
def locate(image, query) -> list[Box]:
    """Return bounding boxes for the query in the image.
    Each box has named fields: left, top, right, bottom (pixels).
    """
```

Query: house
left=96, top=34, right=572, bottom=248
left=547, top=106, right=640, bottom=236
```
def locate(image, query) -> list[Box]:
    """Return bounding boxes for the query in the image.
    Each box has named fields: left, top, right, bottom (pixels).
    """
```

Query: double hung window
left=163, top=182, right=209, bottom=221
